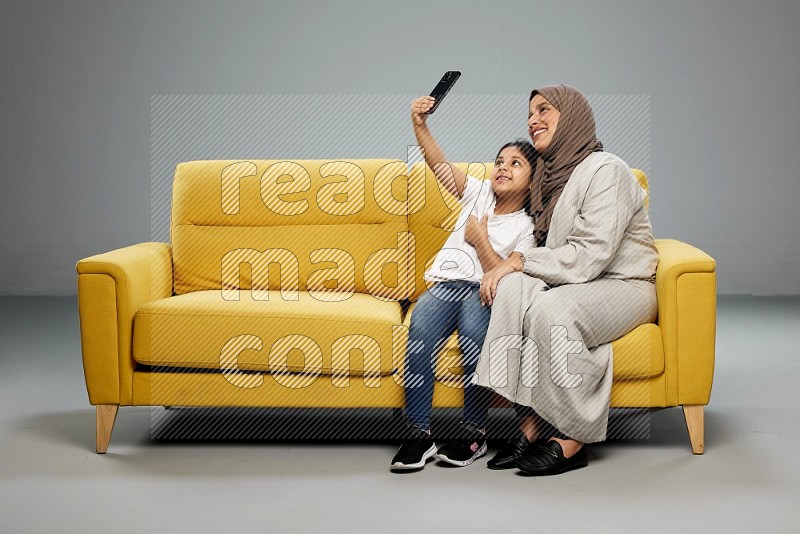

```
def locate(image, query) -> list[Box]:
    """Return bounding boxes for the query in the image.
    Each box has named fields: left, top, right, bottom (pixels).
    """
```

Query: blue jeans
left=404, top=281, right=492, bottom=431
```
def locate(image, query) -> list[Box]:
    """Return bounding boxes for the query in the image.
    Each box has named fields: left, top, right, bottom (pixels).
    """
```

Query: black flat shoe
left=487, top=432, right=538, bottom=470
left=515, top=440, right=588, bottom=476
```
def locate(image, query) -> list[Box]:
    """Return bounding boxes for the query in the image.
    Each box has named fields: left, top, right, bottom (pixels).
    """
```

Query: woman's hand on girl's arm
left=410, top=96, right=467, bottom=196
left=480, top=253, right=523, bottom=306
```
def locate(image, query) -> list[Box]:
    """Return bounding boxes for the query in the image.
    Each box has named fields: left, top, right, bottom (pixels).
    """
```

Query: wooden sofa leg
left=682, top=405, right=704, bottom=454
left=96, top=405, right=119, bottom=454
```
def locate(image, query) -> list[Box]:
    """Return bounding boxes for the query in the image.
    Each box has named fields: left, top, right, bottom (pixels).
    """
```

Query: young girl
left=391, top=96, right=537, bottom=470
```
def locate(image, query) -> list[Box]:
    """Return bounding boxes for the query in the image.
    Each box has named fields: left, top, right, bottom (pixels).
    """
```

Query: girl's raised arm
left=410, top=96, right=467, bottom=197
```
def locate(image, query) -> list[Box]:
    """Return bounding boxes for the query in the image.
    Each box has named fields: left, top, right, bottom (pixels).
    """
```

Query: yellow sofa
left=76, top=159, right=716, bottom=454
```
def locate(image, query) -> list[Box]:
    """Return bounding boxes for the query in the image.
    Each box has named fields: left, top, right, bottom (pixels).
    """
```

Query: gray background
left=1, top=0, right=798, bottom=295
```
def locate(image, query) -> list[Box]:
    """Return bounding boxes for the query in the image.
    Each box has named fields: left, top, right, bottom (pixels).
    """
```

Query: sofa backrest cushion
left=631, top=168, right=650, bottom=210
left=171, top=159, right=411, bottom=300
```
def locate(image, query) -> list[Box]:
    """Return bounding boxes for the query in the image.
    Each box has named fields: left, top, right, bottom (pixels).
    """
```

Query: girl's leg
left=404, top=284, right=461, bottom=430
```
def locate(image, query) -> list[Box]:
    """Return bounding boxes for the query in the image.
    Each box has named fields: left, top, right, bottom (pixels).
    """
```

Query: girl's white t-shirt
left=424, top=175, right=536, bottom=284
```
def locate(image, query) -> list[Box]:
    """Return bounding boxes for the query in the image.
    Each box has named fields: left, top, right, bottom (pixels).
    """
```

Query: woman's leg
left=404, top=283, right=461, bottom=430
left=518, top=278, right=657, bottom=447
left=456, top=284, right=492, bottom=429
left=511, top=279, right=655, bottom=474
left=470, top=273, right=550, bottom=469
left=513, top=404, right=542, bottom=441
left=485, top=402, right=544, bottom=470
left=472, top=272, right=549, bottom=403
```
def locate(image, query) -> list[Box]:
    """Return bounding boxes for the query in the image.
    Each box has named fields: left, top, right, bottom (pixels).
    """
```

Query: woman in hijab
left=473, top=85, right=659, bottom=476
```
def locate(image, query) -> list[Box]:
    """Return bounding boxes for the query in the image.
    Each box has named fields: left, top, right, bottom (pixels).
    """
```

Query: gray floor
left=1, top=296, right=798, bottom=533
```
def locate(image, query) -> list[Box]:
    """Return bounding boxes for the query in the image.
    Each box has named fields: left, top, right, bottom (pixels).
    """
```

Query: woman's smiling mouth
left=531, top=127, right=547, bottom=139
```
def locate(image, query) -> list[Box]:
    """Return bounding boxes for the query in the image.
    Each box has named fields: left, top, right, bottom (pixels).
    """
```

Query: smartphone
left=426, top=71, right=461, bottom=114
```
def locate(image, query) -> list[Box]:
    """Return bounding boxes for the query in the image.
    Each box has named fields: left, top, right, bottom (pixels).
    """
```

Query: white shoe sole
left=435, top=442, right=488, bottom=467
left=390, top=443, right=438, bottom=470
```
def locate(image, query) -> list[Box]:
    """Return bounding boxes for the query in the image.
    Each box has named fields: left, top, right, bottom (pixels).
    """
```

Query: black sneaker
left=390, top=426, right=437, bottom=471
left=435, top=422, right=488, bottom=467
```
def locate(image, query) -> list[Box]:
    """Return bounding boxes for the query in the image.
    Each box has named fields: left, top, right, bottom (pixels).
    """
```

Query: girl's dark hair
left=494, top=139, right=537, bottom=174
left=494, top=139, right=537, bottom=211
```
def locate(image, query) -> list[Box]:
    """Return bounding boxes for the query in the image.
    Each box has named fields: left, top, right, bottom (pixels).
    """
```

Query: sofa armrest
left=76, top=242, right=173, bottom=405
left=654, top=239, right=716, bottom=406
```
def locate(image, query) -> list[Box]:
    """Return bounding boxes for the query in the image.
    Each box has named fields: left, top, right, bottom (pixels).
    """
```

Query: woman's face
left=528, top=94, right=560, bottom=153
left=491, top=146, right=532, bottom=197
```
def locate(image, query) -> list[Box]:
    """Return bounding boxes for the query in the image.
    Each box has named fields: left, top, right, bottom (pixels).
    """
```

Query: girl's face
left=491, top=146, right=532, bottom=197
left=528, top=94, right=560, bottom=153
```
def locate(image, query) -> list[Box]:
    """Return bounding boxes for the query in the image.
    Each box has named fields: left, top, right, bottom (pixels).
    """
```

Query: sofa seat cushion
left=133, top=290, right=403, bottom=376
left=402, top=302, right=663, bottom=382
left=610, top=323, right=664, bottom=379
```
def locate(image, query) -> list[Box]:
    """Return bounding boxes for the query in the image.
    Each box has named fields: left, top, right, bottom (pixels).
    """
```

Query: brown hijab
left=529, top=85, right=603, bottom=245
